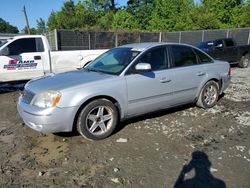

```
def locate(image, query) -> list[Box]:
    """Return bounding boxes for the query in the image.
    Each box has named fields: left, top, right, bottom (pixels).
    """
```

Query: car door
left=169, top=45, right=207, bottom=104
left=212, top=39, right=227, bottom=60
left=125, top=46, right=174, bottom=116
left=1, top=37, right=45, bottom=81
left=223, top=39, right=238, bottom=62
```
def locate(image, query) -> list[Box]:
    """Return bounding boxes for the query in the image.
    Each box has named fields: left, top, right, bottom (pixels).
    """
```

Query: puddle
left=29, top=134, right=69, bottom=165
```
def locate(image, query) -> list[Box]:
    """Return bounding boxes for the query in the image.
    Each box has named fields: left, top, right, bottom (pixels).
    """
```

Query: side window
left=171, top=45, right=197, bottom=68
left=214, top=40, right=223, bottom=47
left=224, top=39, right=234, bottom=47
left=138, top=47, right=168, bottom=71
left=7, top=38, right=43, bottom=56
left=194, top=49, right=213, bottom=64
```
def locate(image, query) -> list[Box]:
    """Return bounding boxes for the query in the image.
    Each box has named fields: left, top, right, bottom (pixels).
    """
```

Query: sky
left=0, top=0, right=128, bottom=32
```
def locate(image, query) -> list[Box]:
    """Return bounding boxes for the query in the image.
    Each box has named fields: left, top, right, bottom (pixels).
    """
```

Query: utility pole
left=22, top=6, right=30, bottom=34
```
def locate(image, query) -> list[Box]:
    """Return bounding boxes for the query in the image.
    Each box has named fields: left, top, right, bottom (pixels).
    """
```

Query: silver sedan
left=17, top=43, right=231, bottom=140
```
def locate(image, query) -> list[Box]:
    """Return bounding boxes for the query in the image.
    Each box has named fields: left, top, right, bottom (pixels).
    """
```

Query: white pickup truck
left=0, top=35, right=107, bottom=82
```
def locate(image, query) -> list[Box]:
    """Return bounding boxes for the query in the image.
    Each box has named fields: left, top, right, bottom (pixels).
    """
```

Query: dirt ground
left=0, top=66, right=249, bottom=188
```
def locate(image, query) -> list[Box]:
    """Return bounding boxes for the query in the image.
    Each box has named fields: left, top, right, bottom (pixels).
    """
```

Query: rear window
left=224, top=39, right=234, bottom=47
left=194, top=49, right=213, bottom=64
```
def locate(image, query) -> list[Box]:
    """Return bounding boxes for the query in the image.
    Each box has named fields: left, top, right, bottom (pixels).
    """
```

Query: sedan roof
left=119, top=42, right=193, bottom=52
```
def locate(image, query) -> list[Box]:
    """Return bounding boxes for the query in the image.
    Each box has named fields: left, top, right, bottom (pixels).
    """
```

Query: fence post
left=54, top=29, right=58, bottom=51
left=202, top=30, right=204, bottom=42
left=248, top=28, right=250, bottom=45
left=49, top=32, right=52, bottom=49
left=115, top=32, right=118, bottom=47
left=159, top=32, right=162, bottom=42
left=179, top=32, right=182, bottom=43
left=138, top=33, right=141, bottom=43
left=88, top=33, right=91, bottom=50
left=226, top=29, right=229, bottom=38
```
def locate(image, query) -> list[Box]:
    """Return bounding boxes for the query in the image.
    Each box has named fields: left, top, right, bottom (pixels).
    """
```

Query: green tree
left=91, top=0, right=116, bottom=11
left=36, top=18, right=47, bottom=34
left=0, top=18, right=19, bottom=33
left=47, top=11, right=59, bottom=30
left=22, top=26, right=37, bottom=34
left=231, top=1, right=250, bottom=27
left=148, top=0, right=195, bottom=31
left=189, top=5, right=221, bottom=30
left=75, top=1, right=97, bottom=29
left=201, top=0, right=244, bottom=28
left=56, top=0, right=77, bottom=29
left=112, top=10, right=138, bottom=30
left=127, top=0, right=153, bottom=30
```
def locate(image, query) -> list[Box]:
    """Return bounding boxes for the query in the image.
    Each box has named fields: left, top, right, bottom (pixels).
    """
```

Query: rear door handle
left=196, top=72, right=206, bottom=76
left=160, top=77, right=171, bottom=83
left=34, top=56, right=41, bottom=60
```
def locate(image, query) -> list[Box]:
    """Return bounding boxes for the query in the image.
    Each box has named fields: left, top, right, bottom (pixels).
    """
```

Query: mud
left=0, top=66, right=249, bottom=188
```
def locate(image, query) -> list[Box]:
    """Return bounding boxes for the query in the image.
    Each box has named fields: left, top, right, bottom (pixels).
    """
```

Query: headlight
left=32, top=90, right=61, bottom=108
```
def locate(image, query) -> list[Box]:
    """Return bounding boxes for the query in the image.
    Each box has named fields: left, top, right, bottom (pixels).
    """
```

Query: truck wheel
left=76, top=99, right=118, bottom=140
left=196, top=81, right=219, bottom=109
left=238, top=54, right=249, bottom=68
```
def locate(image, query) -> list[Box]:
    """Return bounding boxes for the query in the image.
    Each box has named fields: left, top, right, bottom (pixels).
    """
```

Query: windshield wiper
left=85, top=68, right=103, bottom=73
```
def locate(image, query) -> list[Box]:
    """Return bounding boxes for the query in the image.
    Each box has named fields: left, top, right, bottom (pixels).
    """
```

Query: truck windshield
left=86, top=48, right=141, bottom=75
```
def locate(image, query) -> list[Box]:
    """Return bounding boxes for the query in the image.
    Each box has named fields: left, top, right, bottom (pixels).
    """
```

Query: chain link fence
left=46, top=28, right=250, bottom=51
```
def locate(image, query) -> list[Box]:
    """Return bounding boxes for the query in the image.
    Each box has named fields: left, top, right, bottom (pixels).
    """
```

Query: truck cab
left=197, top=38, right=250, bottom=68
left=0, top=35, right=50, bottom=82
left=0, top=35, right=107, bottom=82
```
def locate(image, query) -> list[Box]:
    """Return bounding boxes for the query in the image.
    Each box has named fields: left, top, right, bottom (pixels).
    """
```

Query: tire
left=238, top=54, right=250, bottom=68
left=76, top=99, right=118, bottom=140
left=196, top=81, right=219, bottom=109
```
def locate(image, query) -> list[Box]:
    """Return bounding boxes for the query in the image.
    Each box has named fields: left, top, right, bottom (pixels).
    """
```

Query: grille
left=22, top=89, right=35, bottom=104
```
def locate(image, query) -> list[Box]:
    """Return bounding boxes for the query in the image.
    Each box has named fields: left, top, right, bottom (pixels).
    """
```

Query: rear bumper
left=17, top=97, right=79, bottom=133
left=221, top=75, right=231, bottom=93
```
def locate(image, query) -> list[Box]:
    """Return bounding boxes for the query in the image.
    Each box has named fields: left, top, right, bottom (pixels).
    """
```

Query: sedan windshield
left=86, top=48, right=141, bottom=75
left=0, top=40, right=7, bottom=48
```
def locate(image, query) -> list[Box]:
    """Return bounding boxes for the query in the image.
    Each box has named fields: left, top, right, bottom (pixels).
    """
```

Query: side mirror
left=215, top=43, right=223, bottom=48
left=135, top=63, right=151, bottom=72
left=0, top=47, right=9, bottom=56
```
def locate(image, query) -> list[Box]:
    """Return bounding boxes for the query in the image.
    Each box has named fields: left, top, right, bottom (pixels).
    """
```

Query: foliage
left=0, top=18, right=19, bottom=33
left=46, top=0, right=250, bottom=32
left=112, top=10, right=138, bottom=30
left=21, top=26, right=37, bottom=34
left=36, top=18, right=47, bottom=34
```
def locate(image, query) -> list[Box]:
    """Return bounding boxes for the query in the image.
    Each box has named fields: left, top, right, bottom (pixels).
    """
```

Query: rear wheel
left=197, top=81, right=219, bottom=109
left=238, top=54, right=249, bottom=68
left=77, top=99, right=118, bottom=140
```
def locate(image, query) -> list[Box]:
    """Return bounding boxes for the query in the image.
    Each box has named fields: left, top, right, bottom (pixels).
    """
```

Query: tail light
left=228, top=67, right=232, bottom=76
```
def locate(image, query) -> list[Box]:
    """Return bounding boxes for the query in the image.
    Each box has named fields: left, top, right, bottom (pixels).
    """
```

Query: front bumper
left=17, top=97, right=79, bottom=133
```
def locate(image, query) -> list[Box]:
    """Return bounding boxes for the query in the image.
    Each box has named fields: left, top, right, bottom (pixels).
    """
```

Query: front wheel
left=196, top=81, right=219, bottom=109
left=76, top=99, right=118, bottom=140
left=238, top=54, right=249, bottom=68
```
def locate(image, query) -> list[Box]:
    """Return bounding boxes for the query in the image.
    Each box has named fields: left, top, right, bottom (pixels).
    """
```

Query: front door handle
left=34, top=56, right=41, bottom=60
left=160, top=77, right=171, bottom=83
left=196, top=72, right=206, bottom=76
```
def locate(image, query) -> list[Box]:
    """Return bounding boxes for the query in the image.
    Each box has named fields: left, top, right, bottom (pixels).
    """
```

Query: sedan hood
left=26, top=70, right=114, bottom=94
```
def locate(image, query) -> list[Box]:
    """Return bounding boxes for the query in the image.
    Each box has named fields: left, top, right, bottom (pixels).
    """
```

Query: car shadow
left=114, top=103, right=195, bottom=135
left=173, top=150, right=226, bottom=188
left=50, top=92, right=228, bottom=139
left=55, top=103, right=195, bottom=139
left=0, top=81, right=27, bottom=94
